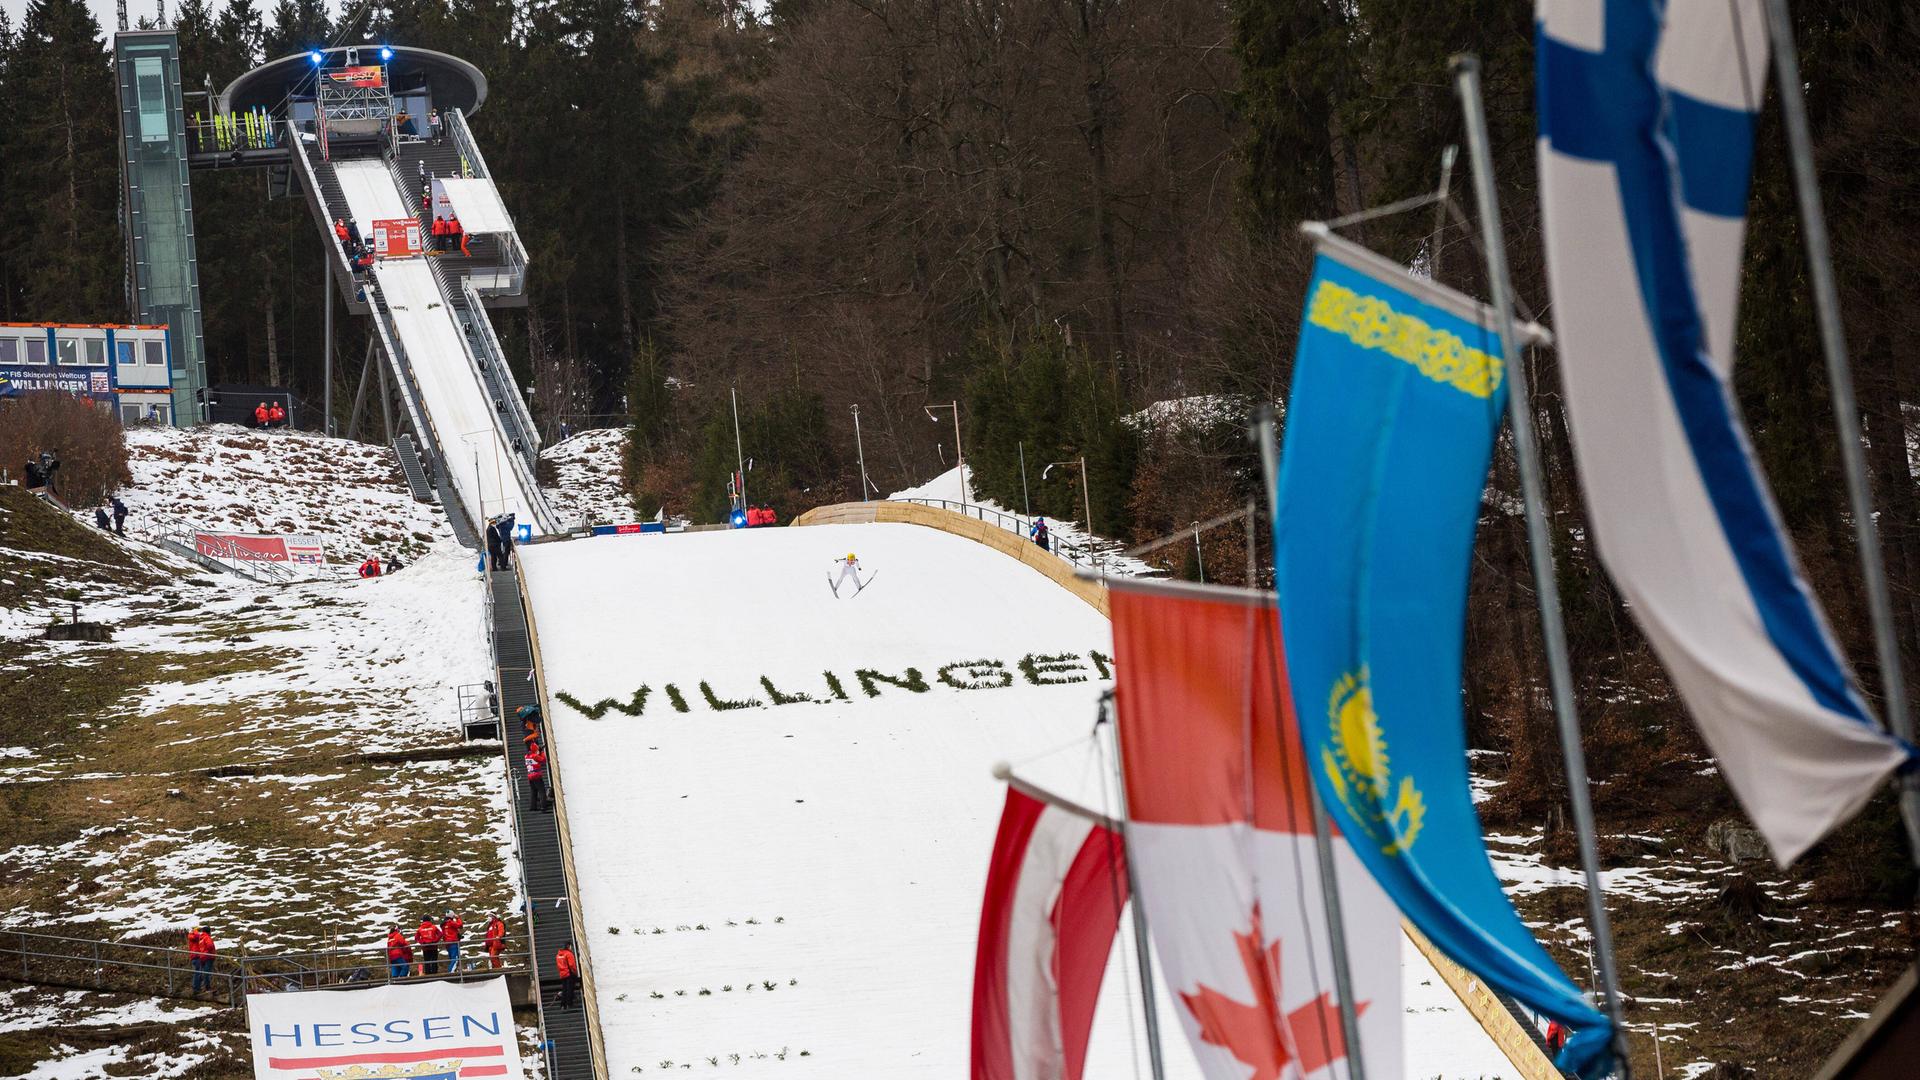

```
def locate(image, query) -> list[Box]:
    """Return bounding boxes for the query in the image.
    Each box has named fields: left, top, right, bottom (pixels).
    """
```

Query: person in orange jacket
left=186, top=926, right=216, bottom=995
left=386, top=927, right=413, bottom=980
left=358, top=555, right=383, bottom=579
left=415, top=916, right=443, bottom=976
left=1545, top=1020, right=1569, bottom=1054
left=554, top=942, right=581, bottom=1007
left=334, top=218, right=349, bottom=246
left=452, top=216, right=470, bottom=257
left=267, top=402, right=286, bottom=427
left=431, top=215, right=448, bottom=251
left=254, top=402, right=270, bottom=428
left=441, top=910, right=464, bottom=973
left=484, top=913, right=507, bottom=970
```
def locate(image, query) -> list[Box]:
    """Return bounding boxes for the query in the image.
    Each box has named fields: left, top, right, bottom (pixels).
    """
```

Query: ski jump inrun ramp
left=515, top=518, right=1525, bottom=1077
left=333, top=159, right=546, bottom=532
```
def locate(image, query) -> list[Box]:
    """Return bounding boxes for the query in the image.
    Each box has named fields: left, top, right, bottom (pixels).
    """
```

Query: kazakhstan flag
left=1273, top=228, right=1615, bottom=1076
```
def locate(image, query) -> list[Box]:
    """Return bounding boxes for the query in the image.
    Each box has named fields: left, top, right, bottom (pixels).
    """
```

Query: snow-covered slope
left=519, top=523, right=1515, bottom=1077
left=540, top=428, right=632, bottom=527
left=890, top=464, right=1156, bottom=576
left=119, top=424, right=449, bottom=565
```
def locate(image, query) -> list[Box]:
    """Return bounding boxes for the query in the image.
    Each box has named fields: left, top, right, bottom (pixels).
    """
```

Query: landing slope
left=520, top=523, right=1515, bottom=1077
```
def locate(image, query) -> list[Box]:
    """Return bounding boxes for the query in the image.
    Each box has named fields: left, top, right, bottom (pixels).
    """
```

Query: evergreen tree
left=4, top=0, right=122, bottom=321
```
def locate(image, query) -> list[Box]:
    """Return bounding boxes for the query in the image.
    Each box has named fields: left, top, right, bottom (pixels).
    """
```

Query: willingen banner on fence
left=1271, top=229, right=1615, bottom=1076
left=1536, top=0, right=1914, bottom=866
left=246, top=976, right=524, bottom=1080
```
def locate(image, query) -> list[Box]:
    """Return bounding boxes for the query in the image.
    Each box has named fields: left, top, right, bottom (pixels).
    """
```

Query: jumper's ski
left=850, top=570, right=878, bottom=597
left=828, top=572, right=841, bottom=598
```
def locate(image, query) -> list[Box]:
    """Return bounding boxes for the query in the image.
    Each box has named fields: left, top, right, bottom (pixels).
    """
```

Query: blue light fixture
left=308, top=49, right=324, bottom=65
left=379, top=46, right=394, bottom=62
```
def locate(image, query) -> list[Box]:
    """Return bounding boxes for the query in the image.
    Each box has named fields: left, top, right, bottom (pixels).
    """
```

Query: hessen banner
left=196, top=532, right=327, bottom=565
left=247, top=977, right=524, bottom=1080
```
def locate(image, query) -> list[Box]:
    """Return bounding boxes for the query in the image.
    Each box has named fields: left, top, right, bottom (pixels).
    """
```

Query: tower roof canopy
left=220, top=45, right=487, bottom=116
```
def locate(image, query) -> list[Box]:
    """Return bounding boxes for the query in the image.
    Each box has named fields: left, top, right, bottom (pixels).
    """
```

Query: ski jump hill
left=514, top=506, right=1537, bottom=1077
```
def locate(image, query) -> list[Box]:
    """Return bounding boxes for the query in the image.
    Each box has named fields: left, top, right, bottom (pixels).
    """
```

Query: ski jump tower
left=213, top=45, right=556, bottom=545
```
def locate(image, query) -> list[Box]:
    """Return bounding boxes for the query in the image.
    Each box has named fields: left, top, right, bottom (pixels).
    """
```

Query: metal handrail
left=0, top=926, right=536, bottom=1006
left=463, top=276, right=541, bottom=458
left=891, top=497, right=1104, bottom=569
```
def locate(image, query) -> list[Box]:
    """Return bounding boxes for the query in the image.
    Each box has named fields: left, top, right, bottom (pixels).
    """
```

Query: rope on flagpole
left=1452, top=52, right=1633, bottom=1078
left=1761, top=0, right=1920, bottom=866
left=1254, top=406, right=1367, bottom=1079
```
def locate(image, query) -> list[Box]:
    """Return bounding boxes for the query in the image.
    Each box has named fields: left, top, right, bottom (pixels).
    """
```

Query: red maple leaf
left=1178, top=903, right=1369, bottom=1080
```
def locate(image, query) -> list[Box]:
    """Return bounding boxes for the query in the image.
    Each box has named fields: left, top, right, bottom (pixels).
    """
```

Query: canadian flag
left=1109, top=579, right=1401, bottom=1080
left=971, top=779, right=1130, bottom=1080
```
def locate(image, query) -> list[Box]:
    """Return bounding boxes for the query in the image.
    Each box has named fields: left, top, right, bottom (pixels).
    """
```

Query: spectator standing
left=554, top=943, right=580, bottom=1008
left=268, top=402, right=287, bottom=428
left=23, top=459, right=44, bottom=491
left=254, top=402, right=270, bottom=428
left=485, top=913, right=507, bottom=970
left=386, top=927, right=413, bottom=980
left=525, top=741, right=549, bottom=811
left=186, top=926, right=216, bottom=996
left=428, top=109, right=442, bottom=138
left=1029, top=517, right=1050, bottom=550
left=415, top=916, right=443, bottom=976
left=39, top=452, right=59, bottom=496
left=111, top=497, right=128, bottom=535
left=334, top=218, right=349, bottom=246
left=441, top=911, right=464, bottom=973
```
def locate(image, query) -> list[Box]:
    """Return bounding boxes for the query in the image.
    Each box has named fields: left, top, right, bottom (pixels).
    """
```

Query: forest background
left=3, top=1, right=1919, bottom=1070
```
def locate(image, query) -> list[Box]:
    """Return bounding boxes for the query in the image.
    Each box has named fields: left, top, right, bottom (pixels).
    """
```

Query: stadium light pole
left=925, top=402, right=962, bottom=503
left=850, top=404, right=871, bottom=500
left=731, top=387, right=747, bottom=511
left=1043, top=457, right=1092, bottom=557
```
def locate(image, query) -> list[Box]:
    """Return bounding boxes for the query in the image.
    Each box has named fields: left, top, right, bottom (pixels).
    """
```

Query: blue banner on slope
left=1272, top=232, right=1615, bottom=1076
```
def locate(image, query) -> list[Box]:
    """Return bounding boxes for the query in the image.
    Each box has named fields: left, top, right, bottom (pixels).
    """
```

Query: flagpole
left=1254, top=407, right=1367, bottom=1080
left=1099, top=696, right=1168, bottom=1080
left=1452, top=55, right=1632, bottom=1075
left=1762, top=0, right=1920, bottom=860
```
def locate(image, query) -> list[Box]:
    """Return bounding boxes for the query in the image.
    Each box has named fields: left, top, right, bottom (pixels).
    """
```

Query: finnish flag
left=1536, top=0, right=1913, bottom=864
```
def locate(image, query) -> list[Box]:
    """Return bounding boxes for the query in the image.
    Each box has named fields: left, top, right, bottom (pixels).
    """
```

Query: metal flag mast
left=1254, top=407, right=1368, bottom=1080
left=1452, top=54, right=1632, bottom=1075
left=1761, top=0, right=1920, bottom=862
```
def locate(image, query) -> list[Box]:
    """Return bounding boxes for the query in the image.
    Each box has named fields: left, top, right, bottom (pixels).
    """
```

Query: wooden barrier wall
left=791, top=501, right=1109, bottom=616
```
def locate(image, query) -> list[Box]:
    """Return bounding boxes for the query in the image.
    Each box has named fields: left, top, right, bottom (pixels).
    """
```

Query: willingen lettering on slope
left=556, top=648, right=1117, bottom=719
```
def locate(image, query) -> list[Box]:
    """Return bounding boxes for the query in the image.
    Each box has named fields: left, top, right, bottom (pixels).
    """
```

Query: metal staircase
left=488, top=567, right=595, bottom=1080
left=393, top=434, right=435, bottom=503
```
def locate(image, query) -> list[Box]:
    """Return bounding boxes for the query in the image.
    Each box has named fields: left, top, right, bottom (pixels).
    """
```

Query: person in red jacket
left=186, top=926, right=216, bottom=995
left=484, top=913, right=507, bottom=969
left=525, top=743, right=549, bottom=812
left=441, top=910, right=464, bottom=973
left=334, top=218, right=349, bottom=246
left=253, top=402, right=270, bottom=428
left=554, top=943, right=581, bottom=1007
left=386, top=927, right=413, bottom=980
left=431, top=215, right=448, bottom=251
left=415, top=916, right=443, bottom=976
left=267, top=402, right=286, bottom=427
left=1545, top=1020, right=1569, bottom=1054
left=358, top=556, right=383, bottom=579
